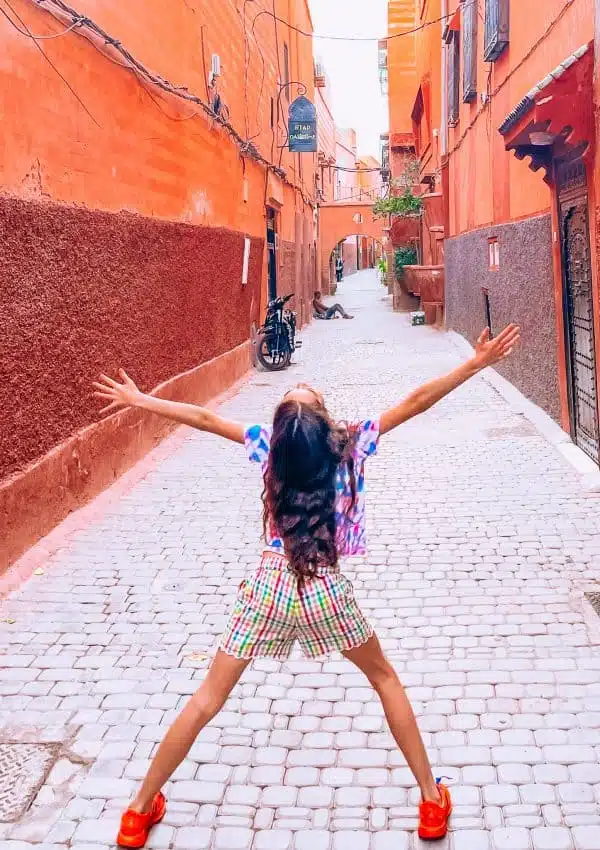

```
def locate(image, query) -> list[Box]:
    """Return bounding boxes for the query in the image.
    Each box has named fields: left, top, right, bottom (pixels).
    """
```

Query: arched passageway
left=319, top=202, right=387, bottom=292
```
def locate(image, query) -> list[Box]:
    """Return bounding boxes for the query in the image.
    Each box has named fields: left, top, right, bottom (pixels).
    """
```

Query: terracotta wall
left=357, top=156, right=383, bottom=202
left=446, top=0, right=592, bottom=235
left=342, top=238, right=359, bottom=276
left=335, top=128, right=359, bottom=200
left=388, top=0, right=417, bottom=142
left=316, top=69, right=337, bottom=204
left=0, top=0, right=317, bottom=566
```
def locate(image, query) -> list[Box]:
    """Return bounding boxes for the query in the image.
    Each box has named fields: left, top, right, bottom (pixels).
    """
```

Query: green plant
left=372, top=189, right=423, bottom=220
left=376, top=256, right=387, bottom=274
left=394, top=246, right=418, bottom=279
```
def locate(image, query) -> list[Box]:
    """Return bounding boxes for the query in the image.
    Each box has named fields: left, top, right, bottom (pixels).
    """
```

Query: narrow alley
left=1, top=271, right=599, bottom=850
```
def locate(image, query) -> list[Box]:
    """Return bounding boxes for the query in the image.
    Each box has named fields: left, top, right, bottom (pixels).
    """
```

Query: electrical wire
left=27, top=0, right=311, bottom=197
left=447, top=0, right=575, bottom=159
left=1, top=0, right=100, bottom=126
left=250, top=0, right=479, bottom=43
left=0, top=2, right=78, bottom=37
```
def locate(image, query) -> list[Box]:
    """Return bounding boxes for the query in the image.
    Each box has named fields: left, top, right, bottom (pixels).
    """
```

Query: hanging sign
left=288, top=95, right=317, bottom=153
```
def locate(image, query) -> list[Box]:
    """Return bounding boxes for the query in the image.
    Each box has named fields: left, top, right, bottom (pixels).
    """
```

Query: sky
left=308, top=0, right=389, bottom=160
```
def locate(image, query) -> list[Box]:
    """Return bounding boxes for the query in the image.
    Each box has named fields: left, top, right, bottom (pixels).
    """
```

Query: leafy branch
left=373, top=189, right=423, bottom=220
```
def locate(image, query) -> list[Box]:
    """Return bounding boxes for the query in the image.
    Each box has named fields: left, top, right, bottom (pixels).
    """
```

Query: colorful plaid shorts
left=219, top=553, right=374, bottom=660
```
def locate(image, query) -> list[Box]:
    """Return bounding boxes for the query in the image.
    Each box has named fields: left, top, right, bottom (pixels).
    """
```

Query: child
left=93, top=323, right=519, bottom=847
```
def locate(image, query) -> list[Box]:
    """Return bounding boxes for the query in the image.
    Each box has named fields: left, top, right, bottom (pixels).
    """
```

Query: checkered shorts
left=219, top=553, right=374, bottom=660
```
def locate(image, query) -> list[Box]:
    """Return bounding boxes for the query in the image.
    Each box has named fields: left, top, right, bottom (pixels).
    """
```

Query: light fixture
left=529, top=131, right=554, bottom=146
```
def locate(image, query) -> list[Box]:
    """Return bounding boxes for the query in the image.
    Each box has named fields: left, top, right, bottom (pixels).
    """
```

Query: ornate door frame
left=556, top=157, right=600, bottom=465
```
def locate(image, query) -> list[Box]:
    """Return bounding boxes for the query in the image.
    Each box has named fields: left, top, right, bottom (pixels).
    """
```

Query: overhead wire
left=0, top=0, right=101, bottom=126
left=250, top=0, right=479, bottom=43
left=0, top=2, right=77, bottom=37
left=21, top=0, right=304, bottom=191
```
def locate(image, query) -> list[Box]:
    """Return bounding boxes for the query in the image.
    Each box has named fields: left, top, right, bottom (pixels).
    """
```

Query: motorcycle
left=254, top=293, right=301, bottom=371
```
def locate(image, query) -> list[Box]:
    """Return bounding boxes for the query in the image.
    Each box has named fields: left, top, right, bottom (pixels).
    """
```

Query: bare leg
left=130, top=650, right=250, bottom=813
left=331, top=304, right=353, bottom=319
left=344, top=635, right=439, bottom=802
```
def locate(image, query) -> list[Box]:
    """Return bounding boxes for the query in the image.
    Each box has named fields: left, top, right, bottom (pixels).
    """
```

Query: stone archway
left=319, top=202, right=387, bottom=292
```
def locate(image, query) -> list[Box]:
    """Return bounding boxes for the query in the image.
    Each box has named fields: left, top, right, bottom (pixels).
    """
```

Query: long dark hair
left=263, top=396, right=357, bottom=580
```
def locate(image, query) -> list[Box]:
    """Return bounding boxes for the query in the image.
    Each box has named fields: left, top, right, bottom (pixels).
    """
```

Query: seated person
left=312, top=291, right=353, bottom=320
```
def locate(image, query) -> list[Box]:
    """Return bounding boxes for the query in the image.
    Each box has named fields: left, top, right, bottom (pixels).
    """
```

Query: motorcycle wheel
left=255, top=331, right=291, bottom=371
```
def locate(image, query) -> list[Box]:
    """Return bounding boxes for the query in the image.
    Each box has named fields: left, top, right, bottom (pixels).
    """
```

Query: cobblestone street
left=2, top=270, right=600, bottom=850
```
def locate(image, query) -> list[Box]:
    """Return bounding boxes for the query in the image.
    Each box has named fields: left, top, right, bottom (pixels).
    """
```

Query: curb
left=448, top=330, right=600, bottom=490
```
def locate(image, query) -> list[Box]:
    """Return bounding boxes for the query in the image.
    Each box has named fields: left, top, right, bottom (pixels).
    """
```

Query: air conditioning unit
left=209, top=54, right=221, bottom=87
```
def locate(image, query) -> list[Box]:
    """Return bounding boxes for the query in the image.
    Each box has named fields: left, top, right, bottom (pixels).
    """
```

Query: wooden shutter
left=484, top=0, right=509, bottom=62
left=463, top=1, right=478, bottom=103
left=447, top=31, right=460, bottom=127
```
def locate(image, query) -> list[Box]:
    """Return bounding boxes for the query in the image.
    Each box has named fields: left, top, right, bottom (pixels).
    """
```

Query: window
left=378, top=39, right=389, bottom=96
left=283, top=43, right=290, bottom=100
left=446, top=30, right=460, bottom=127
left=412, top=89, right=424, bottom=154
left=488, top=237, right=500, bottom=271
left=484, top=0, right=509, bottom=62
left=462, top=0, right=478, bottom=103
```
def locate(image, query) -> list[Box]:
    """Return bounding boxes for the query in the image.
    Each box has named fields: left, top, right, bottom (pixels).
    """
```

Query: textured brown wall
left=445, top=214, right=562, bottom=423
left=0, top=196, right=262, bottom=480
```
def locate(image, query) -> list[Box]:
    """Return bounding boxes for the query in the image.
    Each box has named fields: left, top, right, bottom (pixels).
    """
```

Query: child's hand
left=473, top=324, right=520, bottom=369
left=93, top=369, right=142, bottom=414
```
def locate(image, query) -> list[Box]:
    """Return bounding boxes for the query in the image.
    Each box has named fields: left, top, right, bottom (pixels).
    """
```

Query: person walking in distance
left=335, top=254, right=344, bottom=283
left=93, top=323, right=520, bottom=847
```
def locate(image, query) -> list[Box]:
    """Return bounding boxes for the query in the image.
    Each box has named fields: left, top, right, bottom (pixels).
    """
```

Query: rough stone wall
left=0, top=196, right=262, bottom=479
left=445, top=214, right=561, bottom=423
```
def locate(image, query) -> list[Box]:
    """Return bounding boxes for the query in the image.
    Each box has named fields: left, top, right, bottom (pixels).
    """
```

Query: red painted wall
left=0, top=195, right=262, bottom=480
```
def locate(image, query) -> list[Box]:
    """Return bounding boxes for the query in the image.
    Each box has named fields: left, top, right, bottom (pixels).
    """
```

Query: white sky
left=308, top=0, right=389, bottom=159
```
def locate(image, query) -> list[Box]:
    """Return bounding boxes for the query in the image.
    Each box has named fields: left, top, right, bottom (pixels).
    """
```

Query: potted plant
left=376, top=256, right=387, bottom=285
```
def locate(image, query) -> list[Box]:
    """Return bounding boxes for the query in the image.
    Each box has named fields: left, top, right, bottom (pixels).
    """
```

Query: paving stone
left=372, top=833, right=410, bottom=849
left=332, top=832, right=369, bottom=850
left=572, top=826, right=600, bottom=849
left=173, top=827, right=213, bottom=849
left=4, top=271, right=600, bottom=850
left=253, top=831, right=293, bottom=850
left=294, top=832, right=331, bottom=850
left=492, top=828, right=531, bottom=849
left=531, top=827, right=573, bottom=850
left=451, top=831, right=490, bottom=850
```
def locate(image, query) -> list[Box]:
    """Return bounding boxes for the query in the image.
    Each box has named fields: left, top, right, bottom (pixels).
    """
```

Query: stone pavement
left=2, top=269, right=600, bottom=850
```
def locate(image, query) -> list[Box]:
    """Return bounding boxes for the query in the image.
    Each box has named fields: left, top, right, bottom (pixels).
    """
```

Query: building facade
left=1, top=0, right=319, bottom=568
left=387, top=0, right=600, bottom=466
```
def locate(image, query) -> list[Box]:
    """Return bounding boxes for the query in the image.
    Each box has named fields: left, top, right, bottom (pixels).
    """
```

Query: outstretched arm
left=380, top=324, right=520, bottom=436
left=93, top=370, right=245, bottom=444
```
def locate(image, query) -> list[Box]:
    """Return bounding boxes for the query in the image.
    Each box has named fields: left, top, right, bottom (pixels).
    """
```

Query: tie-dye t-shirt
left=244, top=420, right=380, bottom=557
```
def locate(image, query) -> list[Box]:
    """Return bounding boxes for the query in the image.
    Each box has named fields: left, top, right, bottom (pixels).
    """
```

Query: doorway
left=557, top=157, right=599, bottom=464
left=266, top=208, right=278, bottom=302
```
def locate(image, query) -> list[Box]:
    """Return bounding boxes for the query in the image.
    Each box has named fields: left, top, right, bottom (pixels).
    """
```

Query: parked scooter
left=254, top=293, right=301, bottom=371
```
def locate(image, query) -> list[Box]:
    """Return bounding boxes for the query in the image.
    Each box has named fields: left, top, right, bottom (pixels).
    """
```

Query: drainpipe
left=440, top=0, right=448, bottom=158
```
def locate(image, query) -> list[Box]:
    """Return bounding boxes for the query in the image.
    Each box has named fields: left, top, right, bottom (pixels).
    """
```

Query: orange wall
left=413, top=0, right=442, bottom=178
left=316, top=74, right=337, bottom=203
left=0, top=0, right=316, bottom=241
left=357, top=156, right=383, bottom=201
left=388, top=0, right=417, bottom=141
left=447, top=0, right=593, bottom=235
left=335, top=128, right=359, bottom=200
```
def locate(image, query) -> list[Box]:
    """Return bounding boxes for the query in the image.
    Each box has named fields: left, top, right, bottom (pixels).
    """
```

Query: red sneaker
left=117, top=792, right=167, bottom=848
left=418, top=781, right=452, bottom=841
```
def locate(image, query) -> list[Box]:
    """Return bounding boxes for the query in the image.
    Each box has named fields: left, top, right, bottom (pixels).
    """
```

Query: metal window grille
left=484, top=0, right=509, bottom=62
left=463, top=0, right=478, bottom=102
left=447, top=31, right=460, bottom=126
